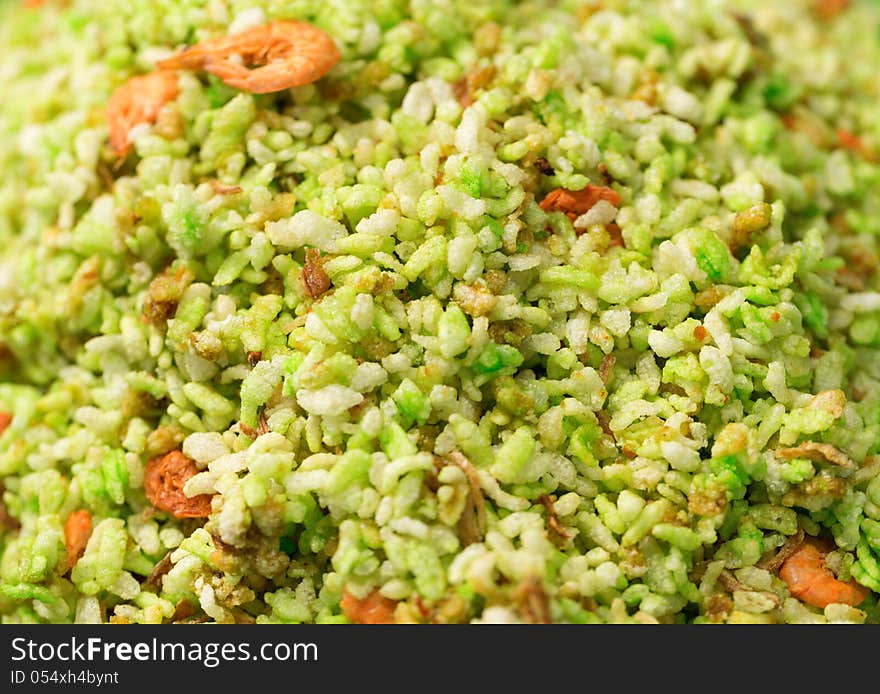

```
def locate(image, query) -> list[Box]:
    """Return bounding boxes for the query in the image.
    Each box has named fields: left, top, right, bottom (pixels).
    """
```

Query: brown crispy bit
left=730, top=11, right=769, bottom=49
left=67, top=256, right=101, bottom=313
left=64, top=509, right=93, bottom=572
left=144, top=450, right=213, bottom=518
left=605, top=222, right=624, bottom=248
left=717, top=570, right=746, bottom=594
left=596, top=410, right=615, bottom=440
left=144, top=424, right=186, bottom=458
left=238, top=422, right=260, bottom=439
left=369, top=272, right=395, bottom=296
left=247, top=351, right=262, bottom=367
left=483, top=269, right=507, bottom=294
left=143, top=265, right=195, bottom=326
left=731, top=202, right=772, bottom=251
left=539, top=185, right=621, bottom=223
left=341, top=589, right=397, bottom=624
left=534, top=157, right=555, bottom=176
left=448, top=451, right=486, bottom=546
left=432, top=593, right=470, bottom=624
left=694, top=285, right=730, bottom=311
left=0, top=482, right=19, bottom=532
left=693, top=325, right=708, bottom=342
left=598, top=354, right=616, bottom=385
left=121, top=389, right=162, bottom=420
left=539, top=494, right=571, bottom=541
left=233, top=609, right=257, bottom=624
left=468, top=64, right=497, bottom=93
left=705, top=593, right=733, bottom=623
left=258, top=414, right=270, bottom=436
left=688, top=486, right=728, bottom=517
left=170, top=599, right=200, bottom=623
left=453, top=64, right=498, bottom=108
left=453, top=282, right=497, bottom=317
left=474, top=21, right=501, bottom=56
left=301, top=248, right=331, bottom=299
left=210, top=181, right=243, bottom=195
left=781, top=473, right=847, bottom=509
left=452, top=77, right=472, bottom=108
left=776, top=442, right=853, bottom=468
left=147, top=551, right=174, bottom=589
left=757, top=527, right=805, bottom=572
left=658, top=382, right=688, bottom=398
left=512, top=575, right=552, bottom=624
left=838, top=245, right=879, bottom=292
left=488, top=318, right=532, bottom=347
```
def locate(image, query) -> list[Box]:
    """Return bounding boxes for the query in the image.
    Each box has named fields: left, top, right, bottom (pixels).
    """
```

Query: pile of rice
left=2, top=0, right=880, bottom=625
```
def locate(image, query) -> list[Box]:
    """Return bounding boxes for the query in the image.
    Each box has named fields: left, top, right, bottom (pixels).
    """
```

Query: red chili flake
left=693, top=325, right=708, bottom=342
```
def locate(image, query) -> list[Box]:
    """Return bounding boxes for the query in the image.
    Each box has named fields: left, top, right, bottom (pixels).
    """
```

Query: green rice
left=2, top=0, right=880, bottom=624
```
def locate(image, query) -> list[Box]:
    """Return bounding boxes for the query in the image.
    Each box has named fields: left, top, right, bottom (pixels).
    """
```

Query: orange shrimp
left=105, top=71, right=179, bottom=157
left=779, top=537, right=870, bottom=609
left=340, top=589, right=397, bottom=624
left=0, top=411, right=12, bottom=437
left=64, top=509, right=93, bottom=571
left=539, top=185, right=622, bottom=223
left=144, top=450, right=213, bottom=518
left=837, top=128, right=878, bottom=163
left=812, top=0, right=850, bottom=21
left=156, top=21, right=340, bottom=95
